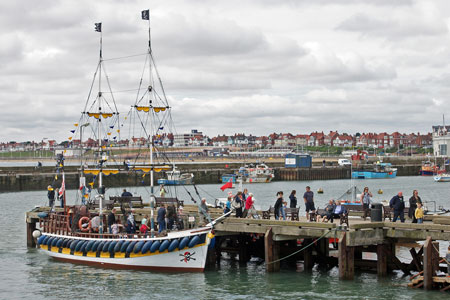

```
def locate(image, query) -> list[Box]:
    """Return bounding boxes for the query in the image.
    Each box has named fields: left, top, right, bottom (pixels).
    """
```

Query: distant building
left=432, top=125, right=450, bottom=157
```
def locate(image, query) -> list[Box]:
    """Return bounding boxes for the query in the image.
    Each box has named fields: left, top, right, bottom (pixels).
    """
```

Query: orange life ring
left=78, top=216, right=91, bottom=232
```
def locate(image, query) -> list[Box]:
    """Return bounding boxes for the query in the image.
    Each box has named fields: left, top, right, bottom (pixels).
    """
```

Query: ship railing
left=40, top=213, right=71, bottom=235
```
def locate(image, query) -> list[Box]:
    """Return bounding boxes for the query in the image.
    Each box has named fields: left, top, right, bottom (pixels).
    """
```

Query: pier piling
left=338, top=232, right=354, bottom=280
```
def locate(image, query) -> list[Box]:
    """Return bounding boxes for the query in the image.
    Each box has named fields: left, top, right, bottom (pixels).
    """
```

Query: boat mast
left=147, top=12, right=154, bottom=195
left=97, top=23, right=104, bottom=234
left=142, top=9, right=157, bottom=237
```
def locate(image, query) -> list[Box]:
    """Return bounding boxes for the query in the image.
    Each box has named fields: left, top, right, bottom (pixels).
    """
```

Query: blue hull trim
left=157, top=179, right=192, bottom=185
left=419, top=170, right=434, bottom=176
left=221, top=175, right=236, bottom=183
left=352, top=170, right=397, bottom=179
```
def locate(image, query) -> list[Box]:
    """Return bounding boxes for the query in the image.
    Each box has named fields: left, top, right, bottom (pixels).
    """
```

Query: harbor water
left=1, top=176, right=448, bottom=299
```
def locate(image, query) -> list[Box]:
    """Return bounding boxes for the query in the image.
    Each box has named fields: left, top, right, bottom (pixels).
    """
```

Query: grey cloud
left=336, top=13, right=448, bottom=39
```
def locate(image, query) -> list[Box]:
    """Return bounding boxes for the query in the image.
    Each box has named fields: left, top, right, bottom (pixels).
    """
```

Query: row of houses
left=1, top=130, right=433, bottom=152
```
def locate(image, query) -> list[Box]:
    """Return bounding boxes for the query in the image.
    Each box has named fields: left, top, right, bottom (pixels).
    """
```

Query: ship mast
left=97, top=23, right=104, bottom=234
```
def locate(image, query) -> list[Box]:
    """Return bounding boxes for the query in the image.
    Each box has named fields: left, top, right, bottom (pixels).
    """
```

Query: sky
left=2, top=0, right=450, bottom=143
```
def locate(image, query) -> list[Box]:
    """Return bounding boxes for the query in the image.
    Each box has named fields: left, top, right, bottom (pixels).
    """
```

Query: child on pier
left=415, top=202, right=424, bottom=224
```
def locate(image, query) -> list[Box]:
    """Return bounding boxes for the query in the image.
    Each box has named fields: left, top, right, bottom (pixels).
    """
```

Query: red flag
left=220, top=179, right=233, bottom=191
left=59, top=178, right=65, bottom=197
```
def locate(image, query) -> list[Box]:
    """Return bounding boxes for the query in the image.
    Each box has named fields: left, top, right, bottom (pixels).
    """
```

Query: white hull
left=38, top=228, right=212, bottom=272
left=434, top=173, right=450, bottom=182
left=243, top=176, right=274, bottom=183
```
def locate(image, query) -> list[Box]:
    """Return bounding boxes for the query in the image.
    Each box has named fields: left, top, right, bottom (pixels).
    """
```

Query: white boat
left=223, top=163, right=274, bottom=183
left=434, top=173, right=450, bottom=182
left=35, top=10, right=216, bottom=272
left=158, top=166, right=194, bottom=185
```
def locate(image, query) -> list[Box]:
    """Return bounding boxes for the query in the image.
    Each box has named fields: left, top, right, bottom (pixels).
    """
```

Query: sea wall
left=0, top=161, right=422, bottom=192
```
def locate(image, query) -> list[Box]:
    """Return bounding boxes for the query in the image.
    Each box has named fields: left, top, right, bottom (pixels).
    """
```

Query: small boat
left=352, top=162, right=397, bottom=179
left=419, top=161, right=438, bottom=176
left=157, top=166, right=194, bottom=185
left=317, top=188, right=324, bottom=194
left=433, top=173, right=450, bottom=182
left=221, top=163, right=274, bottom=183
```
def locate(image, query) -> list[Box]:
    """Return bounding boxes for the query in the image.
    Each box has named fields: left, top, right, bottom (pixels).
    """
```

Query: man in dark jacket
left=107, top=208, right=116, bottom=234
left=157, top=204, right=166, bottom=233
left=390, top=192, right=405, bottom=223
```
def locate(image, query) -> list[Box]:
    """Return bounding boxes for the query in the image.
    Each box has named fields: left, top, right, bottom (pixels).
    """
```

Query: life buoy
left=78, top=216, right=91, bottom=232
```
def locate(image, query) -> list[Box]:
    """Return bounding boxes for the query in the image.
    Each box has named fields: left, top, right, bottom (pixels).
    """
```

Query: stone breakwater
left=0, top=159, right=422, bottom=192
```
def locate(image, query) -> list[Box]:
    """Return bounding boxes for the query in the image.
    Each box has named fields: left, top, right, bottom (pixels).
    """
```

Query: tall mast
left=96, top=22, right=104, bottom=234
left=147, top=11, right=154, bottom=196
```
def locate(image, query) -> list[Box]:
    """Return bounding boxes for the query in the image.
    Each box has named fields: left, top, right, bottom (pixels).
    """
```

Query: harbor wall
left=0, top=162, right=421, bottom=192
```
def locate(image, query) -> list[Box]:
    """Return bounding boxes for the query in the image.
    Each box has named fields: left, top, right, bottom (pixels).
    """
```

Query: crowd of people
left=263, top=186, right=426, bottom=224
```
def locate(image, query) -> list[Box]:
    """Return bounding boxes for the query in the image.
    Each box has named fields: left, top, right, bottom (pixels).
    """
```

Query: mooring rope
left=266, top=229, right=335, bottom=265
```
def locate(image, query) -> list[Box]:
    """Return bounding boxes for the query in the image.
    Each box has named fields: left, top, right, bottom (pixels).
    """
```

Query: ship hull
left=38, top=229, right=211, bottom=272
left=352, top=170, right=397, bottom=179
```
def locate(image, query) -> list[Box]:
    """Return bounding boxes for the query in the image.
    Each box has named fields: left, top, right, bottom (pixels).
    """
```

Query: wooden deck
left=26, top=205, right=450, bottom=291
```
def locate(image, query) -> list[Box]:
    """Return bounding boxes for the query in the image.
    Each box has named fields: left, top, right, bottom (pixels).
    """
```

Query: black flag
left=95, top=23, right=102, bottom=32
left=141, top=10, right=149, bottom=20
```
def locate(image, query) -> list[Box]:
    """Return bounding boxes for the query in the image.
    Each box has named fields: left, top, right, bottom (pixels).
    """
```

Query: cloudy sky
left=2, top=0, right=450, bottom=142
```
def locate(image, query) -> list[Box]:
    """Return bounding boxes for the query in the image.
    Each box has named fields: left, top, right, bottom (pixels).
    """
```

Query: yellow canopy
left=87, top=112, right=113, bottom=119
left=83, top=169, right=119, bottom=176
left=134, top=165, right=171, bottom=173
left=135, top=106, right=167, bottom=113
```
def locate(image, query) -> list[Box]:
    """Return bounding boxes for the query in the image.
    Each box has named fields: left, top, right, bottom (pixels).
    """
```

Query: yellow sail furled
left=83, top=169, right=119, bottom=176
left=134, top=166, right=171, bottom=173
left=135, top=106, right=167, bottom=113
left=102, top=169, right=119, bottom=176
left=153, top=107, right=166, bottom=113
left=87, top=113, right=113, bottom=119
left=136, top=106, right=150, bottom=112
left=84, top=169, right=100, bottom=175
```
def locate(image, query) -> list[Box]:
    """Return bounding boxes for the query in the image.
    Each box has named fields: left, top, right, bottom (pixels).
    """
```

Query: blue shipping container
left=285, top=154, right=312, bottom=168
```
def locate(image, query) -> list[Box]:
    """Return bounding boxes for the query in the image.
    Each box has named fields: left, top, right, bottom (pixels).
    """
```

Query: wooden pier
left=26, top=206, right=450, bottom=292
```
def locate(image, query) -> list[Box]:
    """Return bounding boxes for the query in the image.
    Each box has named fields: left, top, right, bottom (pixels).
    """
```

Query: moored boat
left=419, top=161, right=438, bottom=176
left=352, top=162, right=397, bottom=179
left=433, top=173, right=450, bottom=182
left=34, top=10, right=220, bottom=272
left=221, top=163, right=274, bottom=183
left=157, top=166, right=194, bottom=185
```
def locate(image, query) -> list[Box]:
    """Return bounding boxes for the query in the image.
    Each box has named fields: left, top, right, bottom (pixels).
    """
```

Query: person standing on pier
left=242, top=192, right=254, bottom=218
left=360, top=187, right=372, bottom=221
left=233, top=192, right=244, bottom=218
left=274, top=191, right=283, bottom=220
left=289, top=190, right=297, bottom=208
left=198, top=198, right=211, bottom=224
left=157, top=204, right=166, bottom=234
left=303, top=186, right=315, bottom=221
left=47, top=185, right=55, bottom=208
left=408, top=190, right=421, bottom=223
left=389, top=192, right=405, bottom=223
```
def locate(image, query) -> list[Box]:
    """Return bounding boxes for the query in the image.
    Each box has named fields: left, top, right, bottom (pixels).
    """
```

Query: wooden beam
left=377, top=244, right=388, bottom=277
left=303, top=238, right=314, bottom=271
left=338, top=232, right=354, bottom=280
left=423, top=236, right=433, bottom=290
left=26, top=221, right=36, bottom=248
left=409, top=247, right=422, bottom=272
left=265, top=228, right=280, bottom=272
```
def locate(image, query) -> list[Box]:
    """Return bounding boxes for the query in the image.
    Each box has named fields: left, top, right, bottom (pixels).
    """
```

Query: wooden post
left=423, top=236, right=434, bottom=290
left=239, top=234, right=249, bottom=265
left=304, top=238, right=314, bottom=270
left=26, top=221, right=36, bottom=248
left=338, top=232, right=354, bottom=280
left=265, top=228, right=280, bottom=272
left=377, top=244, right=388, bottom=277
